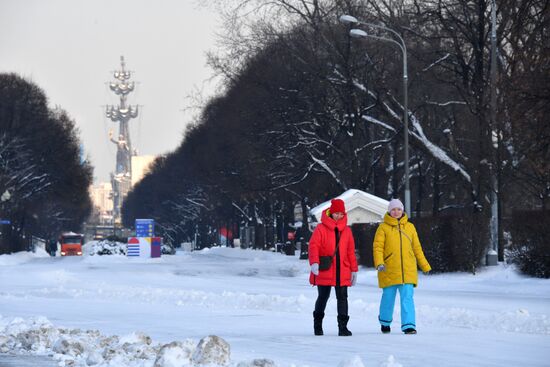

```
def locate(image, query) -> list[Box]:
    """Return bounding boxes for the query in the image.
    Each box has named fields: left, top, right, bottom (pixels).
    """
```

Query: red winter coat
left=309, top=209, right=358, bottom=286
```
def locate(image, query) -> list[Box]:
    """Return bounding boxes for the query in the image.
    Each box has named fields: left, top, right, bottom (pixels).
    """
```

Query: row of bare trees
left=123, top=0, right=549, bottom=253
left=0, top=73, right=93, bottom=253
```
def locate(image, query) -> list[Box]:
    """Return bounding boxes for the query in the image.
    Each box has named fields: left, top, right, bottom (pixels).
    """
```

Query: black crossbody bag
left=319, top=229, right=340, bottom=271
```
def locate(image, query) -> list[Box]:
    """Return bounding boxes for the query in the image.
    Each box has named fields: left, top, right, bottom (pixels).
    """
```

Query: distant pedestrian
left=47, top=239, right=57, bottom=257
left=373, top=198, right=431, bottom=334
left=309, top=198, right=358, bottom=336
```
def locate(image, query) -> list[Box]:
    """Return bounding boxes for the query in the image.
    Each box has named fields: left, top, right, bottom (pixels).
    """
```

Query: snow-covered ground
left=1, top=245, right=549, bottom=366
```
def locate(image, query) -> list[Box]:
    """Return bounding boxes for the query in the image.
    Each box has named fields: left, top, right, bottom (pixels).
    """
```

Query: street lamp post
left=340, top=15, right=411, bottom=216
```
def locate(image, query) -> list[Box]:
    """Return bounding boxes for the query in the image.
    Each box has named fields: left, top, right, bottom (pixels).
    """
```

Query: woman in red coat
left=309, top=199, right=358, bottom=336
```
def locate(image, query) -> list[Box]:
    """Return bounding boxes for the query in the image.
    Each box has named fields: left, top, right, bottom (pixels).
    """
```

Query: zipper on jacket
left=335, top=228, right=341, bottom=287
left=398, top=220, right=405, bottom=284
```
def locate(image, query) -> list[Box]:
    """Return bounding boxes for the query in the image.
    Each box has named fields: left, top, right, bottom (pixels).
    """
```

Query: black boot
left=313, top=311, right=324, bottom=335
left=337, top=315, right=352, bottom=336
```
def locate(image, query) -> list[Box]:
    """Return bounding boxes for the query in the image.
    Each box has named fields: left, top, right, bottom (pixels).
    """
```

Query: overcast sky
left=0, top=0, right=220, bottom=183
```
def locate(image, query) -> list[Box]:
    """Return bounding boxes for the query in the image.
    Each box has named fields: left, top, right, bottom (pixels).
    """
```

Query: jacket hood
left=383, top=212, right=409, bottom=226
left=321, top=208, right=348, bottom=231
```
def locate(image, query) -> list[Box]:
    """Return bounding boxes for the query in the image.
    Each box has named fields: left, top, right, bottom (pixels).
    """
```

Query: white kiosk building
left=310, top=189, right=389, bottom=227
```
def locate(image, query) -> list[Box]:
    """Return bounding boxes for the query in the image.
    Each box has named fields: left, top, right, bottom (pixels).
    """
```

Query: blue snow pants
left=378, top=284, right=416, bottom=331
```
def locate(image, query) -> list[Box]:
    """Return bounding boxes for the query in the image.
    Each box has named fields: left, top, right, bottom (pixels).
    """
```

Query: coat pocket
left=384, top=253, right=393, bottom=261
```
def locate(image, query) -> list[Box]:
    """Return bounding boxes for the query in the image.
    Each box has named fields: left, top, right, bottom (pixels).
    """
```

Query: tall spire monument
left=106, top=56, right=138, bottom=223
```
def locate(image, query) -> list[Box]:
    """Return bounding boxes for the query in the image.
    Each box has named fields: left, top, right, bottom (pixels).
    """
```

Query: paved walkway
left=0, top=354, right=57, bottom=366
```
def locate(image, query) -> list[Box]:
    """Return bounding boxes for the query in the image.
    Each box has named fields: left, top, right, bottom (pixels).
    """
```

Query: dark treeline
left=123, top=1, right=549, bottom=266
left=0, top=73, right=93, bottom=254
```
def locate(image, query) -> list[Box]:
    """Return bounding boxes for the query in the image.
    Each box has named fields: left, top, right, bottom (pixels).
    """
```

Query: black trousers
left=314, top=285, right=348, bottom=316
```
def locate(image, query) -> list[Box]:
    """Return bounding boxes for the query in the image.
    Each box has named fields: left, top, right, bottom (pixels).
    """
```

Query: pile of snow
left=84, top=240, right=127, bottom=256
left=0, top=247, right=50, bottom=266
left=0, top=315, right=245, bottom=367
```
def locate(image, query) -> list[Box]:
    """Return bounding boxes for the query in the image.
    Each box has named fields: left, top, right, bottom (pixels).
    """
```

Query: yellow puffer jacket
left=373, top=213, right=431, bottom=288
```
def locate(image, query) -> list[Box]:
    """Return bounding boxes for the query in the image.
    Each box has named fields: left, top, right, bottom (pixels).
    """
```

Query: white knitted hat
left=387, top=198, right=404, bottom=212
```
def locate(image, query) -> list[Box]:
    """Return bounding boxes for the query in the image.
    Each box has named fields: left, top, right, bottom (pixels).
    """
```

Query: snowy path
left=1, top=247, right=549, bottom=366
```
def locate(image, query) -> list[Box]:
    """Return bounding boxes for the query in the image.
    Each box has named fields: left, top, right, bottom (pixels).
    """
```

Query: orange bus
left=59, top=232, right=84, bottom=256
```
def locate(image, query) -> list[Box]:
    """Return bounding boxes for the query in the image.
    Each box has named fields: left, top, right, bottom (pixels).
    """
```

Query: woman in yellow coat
left=373, top=198, right=431, bottom=334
